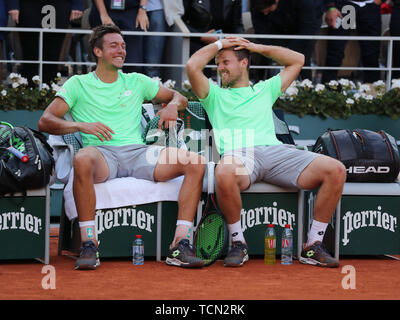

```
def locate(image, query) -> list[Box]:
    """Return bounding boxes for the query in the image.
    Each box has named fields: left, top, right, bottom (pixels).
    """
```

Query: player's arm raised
left=186, top=38, right=236, bottom=99
left=228, top=37, right=305, bottom=93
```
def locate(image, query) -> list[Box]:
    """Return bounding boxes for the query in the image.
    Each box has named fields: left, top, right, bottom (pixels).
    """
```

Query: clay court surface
left=0, top=228, right=399, bottom=303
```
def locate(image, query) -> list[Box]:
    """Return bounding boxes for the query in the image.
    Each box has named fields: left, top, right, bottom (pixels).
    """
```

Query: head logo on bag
left=312, top=128, right=400, bottom=183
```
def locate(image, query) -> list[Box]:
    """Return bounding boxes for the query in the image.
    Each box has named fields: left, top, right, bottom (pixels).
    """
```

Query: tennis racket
left=0, top=121, right=29, bottom=162
left=193, top=162, right=228, bottom=266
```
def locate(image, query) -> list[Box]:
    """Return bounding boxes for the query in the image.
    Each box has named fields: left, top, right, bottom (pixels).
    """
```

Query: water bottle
left=264, top=224, right=276, bottom=265
left=132, top=234, right=144, bottom=265
left=281, top=224, right=293, bottom=265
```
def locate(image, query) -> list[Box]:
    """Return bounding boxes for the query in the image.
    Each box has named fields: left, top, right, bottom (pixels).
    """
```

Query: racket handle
left=7, top=146, right=29, bottom=163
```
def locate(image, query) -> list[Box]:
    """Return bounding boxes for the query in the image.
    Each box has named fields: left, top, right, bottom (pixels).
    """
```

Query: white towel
left=64, top=169, right=184, bottom=220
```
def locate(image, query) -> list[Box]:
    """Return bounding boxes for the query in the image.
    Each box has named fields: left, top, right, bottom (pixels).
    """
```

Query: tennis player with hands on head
left=38, top=24, right=206, bottom=270
left=186, top=36, right=346, bottom=267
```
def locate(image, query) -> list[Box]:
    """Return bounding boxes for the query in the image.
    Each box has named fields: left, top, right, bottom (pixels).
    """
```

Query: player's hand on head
left=78, top=122, right=115, bottom=142
left=225, top=37, right=256, bottom=52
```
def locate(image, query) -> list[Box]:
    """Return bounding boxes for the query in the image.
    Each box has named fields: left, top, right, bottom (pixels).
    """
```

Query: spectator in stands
left=13, top=0, right=84, bottom=85
left=143, top=0, right=168, bottom=78
left=322, top=0, right=383, bottom=84
left=250, top=0, right=324, bottom=81
left=0, top=0, right=18, bottom=82
left=390, top=0, right=400, bottom=78
left=182, top=0, right=244, bottom=55
left=89, top=0, right=149, bottom=73
left=38, top=24, right=206, bottom=270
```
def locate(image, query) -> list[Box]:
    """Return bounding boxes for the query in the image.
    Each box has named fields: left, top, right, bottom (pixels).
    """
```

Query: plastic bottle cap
left=285, top=224, right=291, bottom=228
left=136, top=235, right=142, bottom=238
left=268, top=224, right=274, bottom=228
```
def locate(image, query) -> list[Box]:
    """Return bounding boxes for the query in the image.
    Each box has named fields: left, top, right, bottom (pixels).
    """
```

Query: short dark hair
left=89, top=24, right=123, bottom=63
left=251, top=0, right=277, bottom=11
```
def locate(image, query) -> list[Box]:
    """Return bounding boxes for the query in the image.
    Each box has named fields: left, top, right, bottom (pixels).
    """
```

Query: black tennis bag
left=0, top=124, right=54, bottom=195
left=312, top=129, right=400, bottom=182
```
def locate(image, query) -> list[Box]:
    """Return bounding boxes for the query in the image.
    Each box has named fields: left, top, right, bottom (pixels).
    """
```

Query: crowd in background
left=0, top=0, right=399, bottom=86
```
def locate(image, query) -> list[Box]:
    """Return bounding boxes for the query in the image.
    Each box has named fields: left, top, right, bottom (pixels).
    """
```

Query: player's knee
left=215, top=164, right=237, bottom=189
left=181, top=152, right=206, bottom=174
left=326, top=160, right=347, bottom=186
left=73, top=149, right=96, bottom=175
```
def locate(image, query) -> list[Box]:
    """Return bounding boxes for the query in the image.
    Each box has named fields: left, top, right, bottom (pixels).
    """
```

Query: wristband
left=214, top=40, right=223, bottom=50
left=328, top=7, right=336, bottom=11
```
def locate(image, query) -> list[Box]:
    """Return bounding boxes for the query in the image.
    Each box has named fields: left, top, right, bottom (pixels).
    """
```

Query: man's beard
left=220, top=72, right=239, bottom=88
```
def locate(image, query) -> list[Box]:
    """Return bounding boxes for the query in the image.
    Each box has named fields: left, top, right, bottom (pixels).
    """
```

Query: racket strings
left=0, top=125, right=26, bottom=160
left=196, top=213, right=226, bottom=263
left=0, top=125, right=12, bottom=146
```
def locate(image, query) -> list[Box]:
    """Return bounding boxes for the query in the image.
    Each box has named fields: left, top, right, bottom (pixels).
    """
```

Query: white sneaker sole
left=299, top=256, right=339, bottom=268
left=166, top=257, right=204, bottom=268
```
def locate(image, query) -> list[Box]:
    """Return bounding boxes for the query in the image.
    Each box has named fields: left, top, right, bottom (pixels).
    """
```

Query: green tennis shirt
left=56, top=71, right=160, bottom=147
left=199, top=74, right=283, bottom=155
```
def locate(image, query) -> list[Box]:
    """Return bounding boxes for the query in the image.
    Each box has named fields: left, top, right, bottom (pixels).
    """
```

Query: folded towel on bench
left=64, top=169, right=184, bottom=220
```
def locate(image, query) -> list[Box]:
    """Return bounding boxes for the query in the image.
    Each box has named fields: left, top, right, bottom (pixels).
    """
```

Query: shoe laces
left=178, top=239, right=196, bottom=256
left=228, top=241, right=247, bottom=255
left=312, top=241, right=331, bottom=256
left=80, top=241, right=98, bottom=258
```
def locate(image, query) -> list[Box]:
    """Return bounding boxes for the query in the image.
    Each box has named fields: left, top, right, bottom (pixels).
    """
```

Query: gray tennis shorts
left=95, top=144, right=164, bottom=181
left=223, top=144, right=322, bottom=189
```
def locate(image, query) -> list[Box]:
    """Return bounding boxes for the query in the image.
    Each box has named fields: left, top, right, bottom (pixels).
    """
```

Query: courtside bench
left=301, top=181, right=400, bottom=259
left=0, top=187, right=50, bottom=264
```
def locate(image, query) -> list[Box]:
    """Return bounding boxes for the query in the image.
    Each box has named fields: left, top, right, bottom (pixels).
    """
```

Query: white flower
left=42, top=83, right=50, bottom=90
left=342, top=91, right=347, bottom=96
left=51, top=83, right=61, bottom=92
left=373, top=80, right=385, bottom=88
left=299, top=79, right=313, bottom=89
left=315, top=84, right=325, bottom=93
left=12, top=82, right=20, bottom=88
left=9, top=72, right=21, bottom=80
left=163, top=79, right=176, bottom=89
left=56, top=72, right=61, bottom=78
left=364, top=94, right=374, bottom=101
left=285, top=86, right=298, bottom=97
left=328, top=80, right=339, bottom=88
left=182, top=80, right=191, bottom=91
left=353, top=93, right=361, bottom=100
left=358, top=84, right=371, bottom=93
left=152, top=76, right=162, bottom=86
left=1, top=90, right=6, bottom=96
left=32, top=75, right=41, bottom=83
left=391, top=79, right=400, bottom=89
left=346, top=98, right=354, bottom=105
left=18, top=77, right=28, bottom=85
left=338, top=78, right=350, bottom=87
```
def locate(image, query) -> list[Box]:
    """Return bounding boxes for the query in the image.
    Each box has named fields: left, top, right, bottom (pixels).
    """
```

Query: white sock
left=228, top=221, right=245, bottom=244
left=306, top=220, right=328, bottom=247
left=172, top=220, right=193, bottom=247
left=79, top=220, right=97, bottom=244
